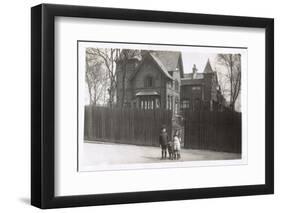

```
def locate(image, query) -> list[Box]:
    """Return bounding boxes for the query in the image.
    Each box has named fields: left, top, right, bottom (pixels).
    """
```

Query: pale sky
left=182, top=52, right=217, bottom=73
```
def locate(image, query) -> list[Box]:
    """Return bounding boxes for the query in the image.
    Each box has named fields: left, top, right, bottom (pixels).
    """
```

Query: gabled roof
left=204, top=59, right=214, bottom=73
left=150, top=51, right=181, bottom=71
left=130, top=51, right=181, bottom=81
left=149, top=53, right=173, bottom=80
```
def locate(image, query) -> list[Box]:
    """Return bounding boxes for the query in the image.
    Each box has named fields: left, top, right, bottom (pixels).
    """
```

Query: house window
left=140, top=97, right=158, bottom=110
left=156, top=98, right=160, bottom=108
left=181, top=99, right=190, bottom=109
left=148, top=100, right=153, bottom=109
left=167, top=81, right=173, bottom=88
left=175, top=98, right=179, bottom=114
left=175, top=80, right=179, bottom=91
left=144, top=76, right=154, bottom=88
left=141, top=100, right=144, bottom=109
left=192, top=86, right=201, bottom=90
left=167, top=96, right=173, bottom=110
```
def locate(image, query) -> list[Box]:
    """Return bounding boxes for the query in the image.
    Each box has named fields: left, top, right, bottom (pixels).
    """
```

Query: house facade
left=116, top=50, right=226, bottom=114
left=116, top=50, right=183, bottom=115
left=180, top=60, right=226, bottom=112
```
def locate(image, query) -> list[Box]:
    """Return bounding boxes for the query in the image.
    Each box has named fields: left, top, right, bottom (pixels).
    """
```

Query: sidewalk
left=82, top=141, right=241, bottom=166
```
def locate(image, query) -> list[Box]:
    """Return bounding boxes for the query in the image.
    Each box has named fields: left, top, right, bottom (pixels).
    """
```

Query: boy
left=159, top=127, right=168, bottom=159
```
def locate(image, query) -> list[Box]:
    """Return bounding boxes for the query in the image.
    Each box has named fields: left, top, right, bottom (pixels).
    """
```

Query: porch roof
left=136, top=91, right=159, bottom=96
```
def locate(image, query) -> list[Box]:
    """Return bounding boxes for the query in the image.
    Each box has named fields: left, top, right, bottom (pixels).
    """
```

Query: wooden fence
left=184, top=111, right=242, bottom=153
left=84, top=106, right=172, bottom=147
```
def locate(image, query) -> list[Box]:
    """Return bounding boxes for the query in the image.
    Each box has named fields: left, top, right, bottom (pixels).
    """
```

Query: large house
left=116, top=50, right=226, bottom=114
left=181, top=60, right=226, bottom=112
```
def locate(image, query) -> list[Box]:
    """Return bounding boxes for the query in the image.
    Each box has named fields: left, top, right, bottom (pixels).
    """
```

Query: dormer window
left=144, top=76, right=154, bottom=88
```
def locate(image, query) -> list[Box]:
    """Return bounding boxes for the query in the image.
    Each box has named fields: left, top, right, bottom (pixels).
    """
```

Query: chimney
left=192, top=64, right=197, bottom=79
left=192, top=64, right=198, bottom=74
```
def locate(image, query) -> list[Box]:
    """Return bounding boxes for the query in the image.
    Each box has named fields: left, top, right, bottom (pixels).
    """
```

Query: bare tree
left=86, top=48, right=142, bottom=108
left=86, top=48, right=121, bottom=107
left=216, top=71, right=229, bottom=98
left=216, top=54, right=241, bottom=111
left=85, top=49, right=108, bottom=105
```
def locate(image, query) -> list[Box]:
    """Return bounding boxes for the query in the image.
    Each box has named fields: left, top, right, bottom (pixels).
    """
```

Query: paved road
left=82, top=141, right=241, bottom=166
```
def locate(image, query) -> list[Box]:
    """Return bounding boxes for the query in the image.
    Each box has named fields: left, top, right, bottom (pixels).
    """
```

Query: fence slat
left=84, top=106, right=172, bottom=147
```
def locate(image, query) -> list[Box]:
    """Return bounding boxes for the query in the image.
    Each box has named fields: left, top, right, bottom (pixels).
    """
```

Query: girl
left=173, top=131, right=181, bottom=160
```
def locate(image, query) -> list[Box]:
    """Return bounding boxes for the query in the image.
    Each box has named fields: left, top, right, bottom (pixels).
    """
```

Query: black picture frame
left=31, top=3, right=274, bottom=209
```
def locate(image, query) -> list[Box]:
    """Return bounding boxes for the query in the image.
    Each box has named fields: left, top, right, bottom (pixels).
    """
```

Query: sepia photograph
left=78, top=41, right=245, bottom=171
left=31, top=4, right=273, bottom=208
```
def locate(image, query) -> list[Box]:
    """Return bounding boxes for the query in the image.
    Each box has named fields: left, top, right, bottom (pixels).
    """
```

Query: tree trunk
left=121, top=62, right=127, bottom=107
left=87, top=84, right=93, bottom=105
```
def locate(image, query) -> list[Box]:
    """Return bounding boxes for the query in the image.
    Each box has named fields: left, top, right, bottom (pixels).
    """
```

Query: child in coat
left=159, top=127, right=168, bottom=159
left=173, top=131, right=181, bottom=160
left=167, top=140, right=174, bottom=160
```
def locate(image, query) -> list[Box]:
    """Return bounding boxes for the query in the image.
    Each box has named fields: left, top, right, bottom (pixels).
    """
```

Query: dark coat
left=159, top=132, right=168, bottom=146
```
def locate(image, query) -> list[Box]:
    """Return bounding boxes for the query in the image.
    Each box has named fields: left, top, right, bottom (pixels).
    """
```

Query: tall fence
left=184, top=111, right=242, bottom=153
left=84, top=106, right=172, bottom=147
